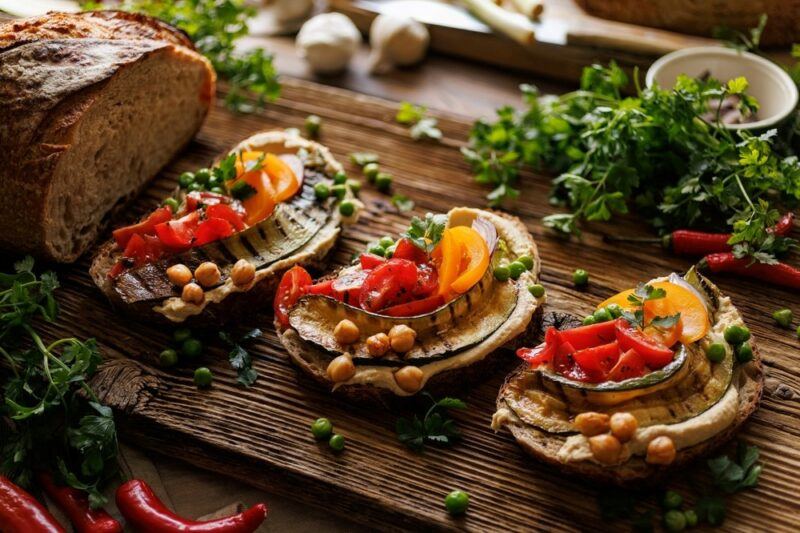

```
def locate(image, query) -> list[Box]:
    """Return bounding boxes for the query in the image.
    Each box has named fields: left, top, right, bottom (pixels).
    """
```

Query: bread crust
left=495, top=311, right=764, bottom=486
left=0, top=12, right=214, bottom=262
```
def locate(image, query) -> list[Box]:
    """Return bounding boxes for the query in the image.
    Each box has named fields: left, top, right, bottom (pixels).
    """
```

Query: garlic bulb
left=296, top=13, right=361, bottom=74
left=367, top=15, right=430, bottom=74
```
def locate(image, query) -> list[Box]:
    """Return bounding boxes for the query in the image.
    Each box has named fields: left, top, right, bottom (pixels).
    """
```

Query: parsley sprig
left=621, top=283, right=681, bottom=331
left=396, top=102, right=442, bottom=141
left=402, top=213, right=448, bottom=253
left=1, top=258, right=117, bottom=507
left=396, top=394, right=466, bottom=452
left=219, top=328, right=261, bottom=387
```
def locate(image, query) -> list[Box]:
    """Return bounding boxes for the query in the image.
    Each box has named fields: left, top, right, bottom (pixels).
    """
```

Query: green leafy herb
left=214, top=154, right=239, bottom=182
left=620, top=283, right=680, bottom=331
left=229, top=180, right=257, bottom=201
left=349, top=152, right=380, bottom=166
left=707, top=441, right=762, bottom=493
left=0, top=258, right=117, bottom=507
left=396, top=394, right=467, bottom=452
left=81, top=0, right=280, bottom=112
left=396, top=101, right=442, bottom=141
left=391, top=194, right=415, bottom=212
left=463, top=63, right=800, bottom=262
left=714, top=14, right=768, bottom=53
left=402, top=213, right=448, bottom=253
left=219, top=328, right=261, bottom=386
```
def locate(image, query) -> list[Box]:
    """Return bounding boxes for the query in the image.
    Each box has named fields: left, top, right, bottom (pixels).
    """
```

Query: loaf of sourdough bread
left=0, top=11, right=216, bottom=262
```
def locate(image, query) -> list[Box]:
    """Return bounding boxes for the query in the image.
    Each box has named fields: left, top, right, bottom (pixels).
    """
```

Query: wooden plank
left=39, top=77, right=800, bottom=531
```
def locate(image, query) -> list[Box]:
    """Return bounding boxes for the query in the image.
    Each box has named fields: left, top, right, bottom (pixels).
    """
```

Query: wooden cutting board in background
left=40, top=78, right=799, bottom=531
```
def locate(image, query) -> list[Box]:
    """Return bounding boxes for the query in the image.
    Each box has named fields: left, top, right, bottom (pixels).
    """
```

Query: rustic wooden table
left=140, top=34, right=560, bottom=532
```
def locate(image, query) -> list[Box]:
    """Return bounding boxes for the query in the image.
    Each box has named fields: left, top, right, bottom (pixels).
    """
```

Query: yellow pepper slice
left=435, top=226, right=490, bottom=296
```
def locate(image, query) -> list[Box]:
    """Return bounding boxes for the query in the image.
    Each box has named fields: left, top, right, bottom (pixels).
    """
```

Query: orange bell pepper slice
left=434, top=226, right=490, bottom=296
left=229, top=169, right=276, bottom=226
left=234, top=151, right=264, bottom=175
left=264, top=153, right=301, bottom=203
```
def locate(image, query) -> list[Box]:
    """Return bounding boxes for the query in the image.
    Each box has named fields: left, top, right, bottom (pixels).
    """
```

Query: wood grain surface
left=39, top=77, right=800, bottom=532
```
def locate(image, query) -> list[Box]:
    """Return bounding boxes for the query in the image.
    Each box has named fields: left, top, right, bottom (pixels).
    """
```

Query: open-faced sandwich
left=90, top=131, right=360, bottom=325
left=493, top=269, right=763, bottom=483
left=275, top=207, right=543, bottom=401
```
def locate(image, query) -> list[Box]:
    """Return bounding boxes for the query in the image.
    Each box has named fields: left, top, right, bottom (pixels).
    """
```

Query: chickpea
left=646, top=436, right=676, bottom=465
left=181, top=282, right=204, bottom=304
left=394, top=365, right=424, bottom=393
left=230, top=259, right=256, bottom=287
left=194, top=262, right=221, bottom=287
left=388, top=325, right=416, bottom=353
left=609, top=412, right=638, bottom=442
left=366, top=333, right=390, bottom=357
left=327, top=354, right=356, bottom=383
left=334, top=319, right=360, bottom=345
left=166, top=263, right=192, bottom=287
left=574, top=412, right=610, bottom=437
left=588, top=434, right=622, bottom=465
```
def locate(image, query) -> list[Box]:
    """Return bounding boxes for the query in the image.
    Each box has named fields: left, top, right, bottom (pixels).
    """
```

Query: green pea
left=194, top=168, right=211, bottom=185
left=772, top=308, right=793, bottom=328
left=188, top=181, right=204, bottom=192
left=508, top=261, right=526, bottom=280
left=339, top=200, right=355, bottom=217
left=331, top=184, right=347, bottom=200
left=311, top=417, right=333, bottom=440
left=209, top=186, right=225, bottom=195
left=528, top=284, right=545, bottom=298
left=314, top=182, right=330, bottom=200
left=207, top=175, right=221, bottom=188
left=662, top=490, right=683, bottom=510
left=159, top=349, right=178, bottom=368
left=517, top=255, right=534, bottom=271
left=572, top=268, right=589, bottom=287
left=684, top=509, right=698, bottom=527
left=305, top=114, right=321, bottom=137
left=375, top=172, right=393, bottom=192
left=363, top=162, right=380, bottom=182
left=582, top=315, right=597, bottom=326
left=328, top=433, right=345, bottom=452
left=664, top=509, right=687, bottom=531
left=346, top=179, right=361, bottom=194
left=173, top=328, right=192, bottom=343
left=736, top=342, right=754, bottom=363
left=333, top=171, right=347, bottom=185
left=705, top=343, right=726, bottom=363
left=379, top=236, right=395, bottom=249
left=178, top=172, right=195, bottom=188
left=493, top=265, right=510, bottom=282
left=593, top=307, right=612, bottom=323
left=384, top=245, right=396, bottom=258
left=181, top=338, right=203, bottom=359
left=606, top=303, right=623, bottom=318
left=162, top=197, right=180, bottom=213
left=724, top=325, right=750, bottom=345
left=193, top=367, right=213, bottom=388
left=367, top=244, right=386, bottom=257
left=444, top=490, right=469, bottom=516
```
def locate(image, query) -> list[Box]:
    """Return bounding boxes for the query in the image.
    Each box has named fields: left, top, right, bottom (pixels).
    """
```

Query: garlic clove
left=367, top=14, right=429, bottom=75
left=296, top=13, right=362, bottom=74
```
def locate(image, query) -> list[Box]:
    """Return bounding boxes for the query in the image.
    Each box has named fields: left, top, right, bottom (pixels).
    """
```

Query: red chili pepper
left=0, top=475, right=65, bottom=533
left=116, top=479, right=267, bottom=533
left=699, top=252, right=800, bottom=290
left=769, top=212, right=795, bottom=236
left=36, top=472, right=121, bottom=533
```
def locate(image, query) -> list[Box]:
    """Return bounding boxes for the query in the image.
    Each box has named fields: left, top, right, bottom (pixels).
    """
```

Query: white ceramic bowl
left=646, top=46, right=799, bottom=130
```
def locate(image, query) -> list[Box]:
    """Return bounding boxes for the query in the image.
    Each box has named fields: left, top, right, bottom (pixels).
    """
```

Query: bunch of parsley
left=396, top=394, right=467, bottom=452
left=463, top=62, right=800, bottom=263
left=81, top=0, right=280, bottom=112
left=0, top=258, right=117, bottom=507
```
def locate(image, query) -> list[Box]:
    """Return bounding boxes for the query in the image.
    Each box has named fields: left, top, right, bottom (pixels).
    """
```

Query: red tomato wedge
left=557, top=319, right=619, bottom=350
left=552, top=340, right=598, bottom=382
left=205, top=203, right=246, bottom=231
left=414, top=263, right=438, bottom=297
left=274, top=266, right=312, bottom=327
left=606, top=349, right=647, bottom=382
left=331, top=269, right=368, bottom=305
left=517, top=328, right=560, bottom=367
left=154, top=211, right=200, bottom=250
left=392, top=238, right=429, bottom=263
left=307, top=279, right=334, bottom=296
left=359, top=258, right=418, bottom=312
left=113, top=206, right=172, bottom=248
left=615, top=320, right=674, bottom=369
left=193, top=218, right=235, bottom=247
left=381, top=294, right=445, bottom=317
left=572, top=341, right=620, bottom=378
left=359, top=253, right=386, bottom=270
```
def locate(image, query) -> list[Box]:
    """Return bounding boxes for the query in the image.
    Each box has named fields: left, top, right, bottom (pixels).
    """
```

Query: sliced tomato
left=557, top=319, right=619, bottom=350
left=519, top=327, right=561, bottom=366
left=572, top=341, right=620, bottom=378
left=194, top=217, right=235, bottom=247
left=606, top=349, right=647, bottom=382
left=414, top=263, right=438, bottom=297
left=108, top=262, right=126, bottom=279
left=615, top=320, right=675, bottom=369
left=331, top=269, right=368, bottom=305
left=381, top=294, right=445, bottom=317
left=154, top=211, right=200, bottom=250
left=307, top=279, right=335, bottom=296
left=112, top=206, right=173, bottom=249
left=359, top=258, right=418, bottom=312
left=359, top=253, right=386, bottom=270
left=392, top=238, right=428, bottom=263
left=552, top=340, right=576, bottom=376
left=183, top=191, right=236, bottom=214
left=206, top=203, right=246, bottom=231
left=274, top=266, right=312, bottom=328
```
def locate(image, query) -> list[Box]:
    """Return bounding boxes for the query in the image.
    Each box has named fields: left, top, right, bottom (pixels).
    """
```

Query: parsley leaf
left=229, top=180, right=257, bottom=201
left=396, top=101, right=442, bottom=141
left=391, top=194, right=415, bottom=212
left=396, top=102, right=427, bottom=124
left=219, top=328, right=261, bottom=386
left=402, top=213, right=448, bottom=253
left=395, top=393, right=466, bottom=452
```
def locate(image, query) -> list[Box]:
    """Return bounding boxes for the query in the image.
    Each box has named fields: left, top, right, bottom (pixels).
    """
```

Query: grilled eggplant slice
left=278, top=207, right=543, bottom=400
left=493, top=270, right=764, bottom=484
left=90, top=131, right=359, bottom=325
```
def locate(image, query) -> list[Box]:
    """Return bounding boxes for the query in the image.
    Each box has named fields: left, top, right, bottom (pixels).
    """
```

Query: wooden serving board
left=41, top=77, right=799, bottom=531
